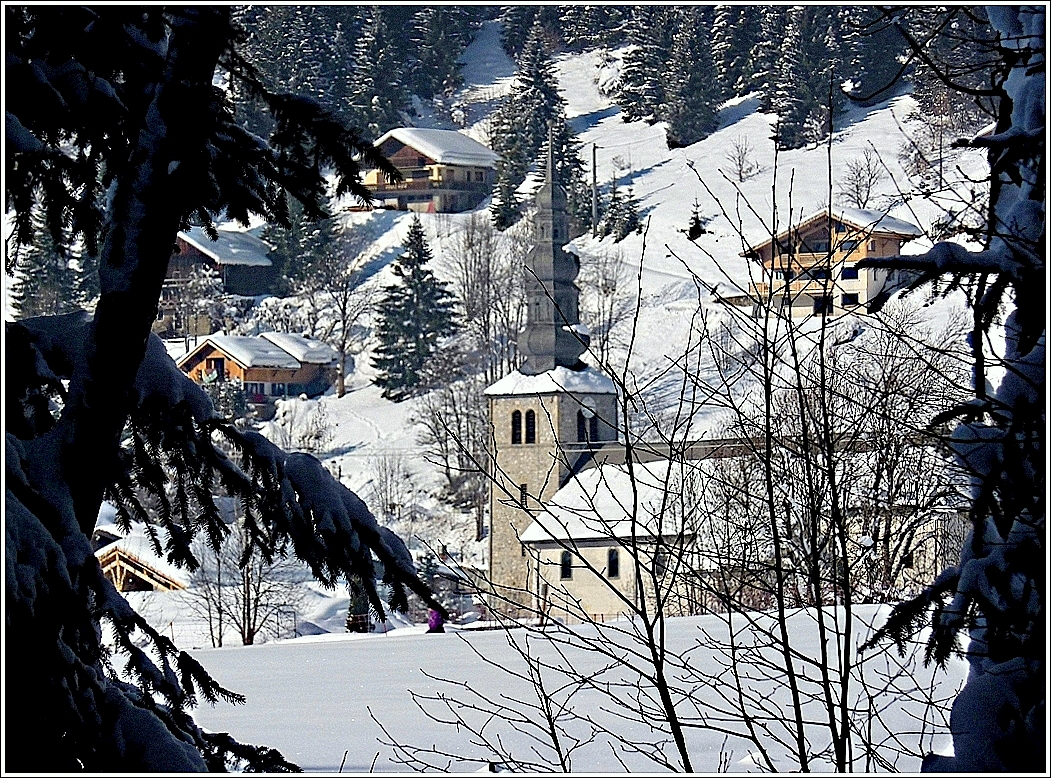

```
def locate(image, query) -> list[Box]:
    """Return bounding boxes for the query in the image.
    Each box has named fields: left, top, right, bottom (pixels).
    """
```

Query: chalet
left=156, top=227, right=274, bottom=336
left=94, top=525, right=190, bottom=593
left=363, top=127, right=499, bottom=213
left=743, top=207, right=923, bottom=317
left=177, top=332, right=338, bottom=406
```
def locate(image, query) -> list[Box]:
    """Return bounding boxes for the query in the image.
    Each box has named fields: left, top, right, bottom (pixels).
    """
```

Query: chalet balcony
left=751, top=277, right=856, bottom=299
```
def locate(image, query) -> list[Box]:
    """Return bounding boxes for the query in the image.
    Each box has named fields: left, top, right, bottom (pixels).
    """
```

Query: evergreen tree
left=499, top=6, right=540, bottom=58
left=537, top=114, right=591, bottom=237
left=10, top=206, right=82, bottom=318
left=616, top=7, right=677, bottom=123
left=372, top=217, right=457, bottom=400
left=598, top=179, right=642, bottom=242
left=664, top=7, right=721, bottom=148
left=751, top=7, right=787, bottom=111
left=514, top=20, right=565, bottom=154
left=407, top=8, right=474, bottom=99
left=712, top=6, right=751, bottom=101
left=347, top=8, right=408, bottom=137
left=841, top=7, right=910, bottom=105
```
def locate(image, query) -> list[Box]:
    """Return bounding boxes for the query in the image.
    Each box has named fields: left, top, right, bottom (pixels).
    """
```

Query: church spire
left=519, top=124, right=586, bottom=375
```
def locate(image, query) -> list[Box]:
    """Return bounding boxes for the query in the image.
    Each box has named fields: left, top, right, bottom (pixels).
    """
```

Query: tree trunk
left=51, top=8, right=233, bottom=537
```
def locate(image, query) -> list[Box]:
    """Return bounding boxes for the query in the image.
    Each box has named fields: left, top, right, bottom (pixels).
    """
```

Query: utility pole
left=591, top=143, right=598, bottom=237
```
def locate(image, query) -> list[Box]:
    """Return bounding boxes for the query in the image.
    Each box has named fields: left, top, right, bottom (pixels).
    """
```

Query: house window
left=842, top=239, right=860, bottom=253
left=511, top=410, right=522, bottom=444
left=519, top=483, right=528, bottom=507
left=841, top=266, right=859, bottom=280
left=902, top=551, right=914, bottom=569
left=271, top=383, right=286, bottom=396
left=842, top=293, right=860, bottom=307
left=206, top=357, right=226, bottom=381
left=560, top=550, right=573, bottom=580
left=525, top=410, right=536, bottom=444
left=868, top=240, right=877, bottom=251
left=417, top=157, right=426, bottom=166
left=834, top=222, right=846, bottom=233
left=475, top=171, right=484, bottom=182
left=577, top=411, right=587, bottom=442
left=589, top=415, right=599, bottom=441
left=245, top=382, right=265, bottom=399
left=607, top=548, right=620, bottom=579
left=807, top=268, right=830, bottom=280
left=654, top=551, right=668, bottom=578
left=813, top=296, right=833, bottom=315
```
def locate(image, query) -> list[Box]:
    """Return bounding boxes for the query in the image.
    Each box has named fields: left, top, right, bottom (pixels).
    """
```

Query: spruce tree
left=10, top=206, right=81, bottom=318
left=664, top=8, right=721, bottom=148
left=616, top=7, right=677, bottom=123
left=348, top=8, right=407, bottom=137
left=372, top=216, right=457, bottom=400
left=752, top=8, right=787, bottom=112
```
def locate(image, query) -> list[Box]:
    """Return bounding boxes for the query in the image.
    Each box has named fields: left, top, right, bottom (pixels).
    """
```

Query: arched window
left=511, top=410, right=522, bottom=444
left=525, top=409, right=536, bottom=444
left=577, top=411, right=587, bottom=442
left=560, top=550, right=573, bottom=580
left=589, top=415, right=599, bottom=441
left=607, top=548, right=620, bottom=579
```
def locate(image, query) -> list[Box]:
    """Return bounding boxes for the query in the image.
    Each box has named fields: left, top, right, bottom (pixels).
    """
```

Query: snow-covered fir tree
left=9, top=207, right=83, bottom=319
left=407, top=7, right=475, bottom=100
left=347, top=7, right=408, bottom=137
left=5, top=7, right=439, bottom=771
left=751, top=7, right=787, bottom=112
left=372, top=216, right=457, bottom=400
left=664, top=7, right=721, bottom=148
left=616, top=6, right=677, bottom=123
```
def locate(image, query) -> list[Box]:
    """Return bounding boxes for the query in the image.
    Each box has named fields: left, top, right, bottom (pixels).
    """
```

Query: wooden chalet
left=177, top=332, right=338, bottom=405
left=743, top=207, right=923, bottom=317
left=364, top=127, right=499, bottom=213
left=95, top=533, right=189, bottom=593
left=156, top=227, right=274, bottom=336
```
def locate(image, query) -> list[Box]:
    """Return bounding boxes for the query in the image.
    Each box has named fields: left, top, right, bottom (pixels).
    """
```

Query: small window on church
left=511, top=410, right=522, bottom=444
left=577, top=411, right=587, bottom=442
left=525, top=410, right=536, bottom=444
left=590, top=415, right=599, bottom=441
left=560, top=550, right=573, bottom=580
left=607, top=548, right=620, bottom=579
left=519, top=483, right=528, bottom=506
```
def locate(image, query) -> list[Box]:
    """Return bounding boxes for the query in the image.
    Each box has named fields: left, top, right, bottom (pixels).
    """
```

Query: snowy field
left=188, top=606, right=966, bottom=772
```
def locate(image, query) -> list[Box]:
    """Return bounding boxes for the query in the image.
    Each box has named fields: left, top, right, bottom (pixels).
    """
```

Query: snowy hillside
left=290, top=23, right=985, bottom=571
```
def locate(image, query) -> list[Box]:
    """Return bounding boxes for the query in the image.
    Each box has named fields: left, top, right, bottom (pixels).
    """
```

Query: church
left=484, top=144, right=619, bottom=616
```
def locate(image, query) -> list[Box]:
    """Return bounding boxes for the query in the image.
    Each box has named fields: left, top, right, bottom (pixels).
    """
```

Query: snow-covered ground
left=188, top=605, right=966, bottom=772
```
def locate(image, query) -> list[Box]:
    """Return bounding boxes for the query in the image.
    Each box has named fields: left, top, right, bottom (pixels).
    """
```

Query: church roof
left=374, top=128, right=500, bottom=168
left=485, top=365, right=616, bottom=397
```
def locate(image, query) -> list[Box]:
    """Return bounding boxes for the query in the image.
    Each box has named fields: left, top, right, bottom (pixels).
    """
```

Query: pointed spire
left=546, top=121, right=555, bottom=187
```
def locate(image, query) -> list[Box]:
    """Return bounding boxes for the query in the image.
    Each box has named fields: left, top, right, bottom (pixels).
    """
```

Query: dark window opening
left=841, top=239, right=860, bottom=253
left=842, top=293, right=860, bottom=307
left=834, top=221, right=846, bottom=233
left=654, top=551, right=668, bottom=579
left=271, top=382, right=286, bottom=396
left=519, top=483, right=528, bottom=507
left=577, top=411, right=587, bottom=442
left=607, top=548, right=620, bottom=579
left=841, top=266, right=859, bottom=280
left=560, top=550, right=573, bottom=580
left=901, top=551, right=914, bottom=569
left=525, top=410, right=536, bottom=444
left=511, top=410, right=522, bottom=444
left=206, top=357, right=226, bottom=381
left=813, top=296, right=833, bottom=315
left=589, top=415, right=599, bottom=441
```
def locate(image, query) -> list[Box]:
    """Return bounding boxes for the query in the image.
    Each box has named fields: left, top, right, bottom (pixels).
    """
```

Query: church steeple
left=519, top=126, right=586, bottom=375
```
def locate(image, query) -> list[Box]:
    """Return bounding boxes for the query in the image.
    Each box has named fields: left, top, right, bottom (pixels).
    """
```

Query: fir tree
left=751, top=8, right=787, bottom=111
left=407, top=8, right=473, bottom=99
left=664, top=8, right=721, bottom=148
left=372, top=217, right=457, bottom=400
left=348, top=8, right=408, bottom=137
left=10, top=206, right=81, bottom=318
left=616, top=7, right=677, bottom=123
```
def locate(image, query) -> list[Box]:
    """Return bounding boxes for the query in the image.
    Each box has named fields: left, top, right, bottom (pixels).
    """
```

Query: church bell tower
left=484, top=134, right=618, bottom=615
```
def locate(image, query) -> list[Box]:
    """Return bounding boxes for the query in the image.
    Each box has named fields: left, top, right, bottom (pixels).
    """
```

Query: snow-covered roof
left=94, top=523, right=192, bottom=589
left=260, top=331, right=338, bottom=366
left=180, top=335, right=301, bottom=370
left=831, top=207, right=924, bottom=238
left=745, top=207, right=923, bottom=255
left=375, top=127, right=500, bottom=168
left=484, top=365, right=616, bottom=397
left=179, top=226, right=272, bottom=267
left=520, top=460, right=682, bottom=544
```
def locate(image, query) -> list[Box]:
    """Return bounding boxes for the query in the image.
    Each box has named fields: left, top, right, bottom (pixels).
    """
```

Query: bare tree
left=186, top=521, right=309, bottom=646
left=723, top=135, right=760, bottom=183
left=578, top=247, right=636, bottom=367
left=838, top=147, right=886, bottom=209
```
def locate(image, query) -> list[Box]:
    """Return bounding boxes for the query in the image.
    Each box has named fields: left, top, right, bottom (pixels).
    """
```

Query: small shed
left=173, top=227, right=275, bottom=296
